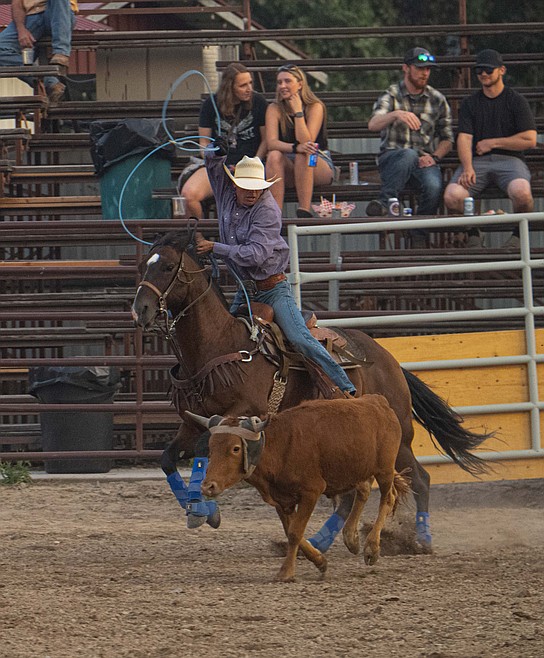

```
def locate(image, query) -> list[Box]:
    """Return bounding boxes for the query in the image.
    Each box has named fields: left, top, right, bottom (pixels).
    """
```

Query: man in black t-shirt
left=444, top=49, right=537, bottom=247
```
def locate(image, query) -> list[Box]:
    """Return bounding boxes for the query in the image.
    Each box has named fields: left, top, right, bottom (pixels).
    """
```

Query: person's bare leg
left=266, top=150, right=293, bottom=213
left=181, top=167, right=213, bottom=219
left=508, top=179, right=534, bottom=213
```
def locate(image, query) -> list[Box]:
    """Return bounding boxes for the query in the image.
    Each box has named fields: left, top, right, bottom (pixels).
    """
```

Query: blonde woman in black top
left=265, top=64, right=334, bottom=218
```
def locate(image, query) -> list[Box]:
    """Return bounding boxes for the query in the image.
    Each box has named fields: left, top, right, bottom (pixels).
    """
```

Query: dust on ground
left=1, top=477, right=543, bottom=658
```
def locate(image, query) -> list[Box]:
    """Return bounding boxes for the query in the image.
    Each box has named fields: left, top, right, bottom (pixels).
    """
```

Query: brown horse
left=132, top=229, right=491, bottom=551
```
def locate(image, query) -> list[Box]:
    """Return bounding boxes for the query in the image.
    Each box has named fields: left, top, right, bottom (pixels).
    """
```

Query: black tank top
left=278, top=106, right=328, bottom=149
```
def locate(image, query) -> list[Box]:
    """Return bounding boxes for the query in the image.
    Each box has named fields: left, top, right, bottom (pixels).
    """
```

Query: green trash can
left=99, top=153, right=172, bottom=220
left=90, top=118, right=174, bottom=220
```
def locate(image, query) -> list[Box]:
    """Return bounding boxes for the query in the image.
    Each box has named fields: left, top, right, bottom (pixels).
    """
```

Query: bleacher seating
left=1, top=13, right=543, bottom=460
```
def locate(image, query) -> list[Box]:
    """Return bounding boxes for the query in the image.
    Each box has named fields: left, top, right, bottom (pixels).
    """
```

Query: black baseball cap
left=474, top=49, right=503, bottom=69
left=403, top=47, right=437, bottom=68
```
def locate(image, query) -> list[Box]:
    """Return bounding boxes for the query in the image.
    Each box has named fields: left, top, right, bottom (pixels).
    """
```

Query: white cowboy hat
left=224, top=156, right=280, bottom=190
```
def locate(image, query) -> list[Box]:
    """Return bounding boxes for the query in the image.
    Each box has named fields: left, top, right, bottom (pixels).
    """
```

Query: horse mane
left=150, top=229, right=230, bottom=311
left=151, top=229, right=193, bottom=253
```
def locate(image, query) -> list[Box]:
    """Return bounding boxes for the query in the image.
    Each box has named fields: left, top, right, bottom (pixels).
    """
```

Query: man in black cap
left=444, top=49, right=537, bottom=248
left=366, top=47, right=453, bottom=247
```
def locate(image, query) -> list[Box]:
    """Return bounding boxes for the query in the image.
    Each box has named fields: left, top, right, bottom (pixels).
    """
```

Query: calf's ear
left=240, top=416, right=267, bottom=433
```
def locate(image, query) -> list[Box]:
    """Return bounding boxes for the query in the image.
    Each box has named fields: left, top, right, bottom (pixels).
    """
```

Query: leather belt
left=255, top=273, right=287, bottom=291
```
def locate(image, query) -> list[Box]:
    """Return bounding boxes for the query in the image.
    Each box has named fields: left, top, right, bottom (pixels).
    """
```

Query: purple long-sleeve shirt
left=205, top=149, right=289, bottom=281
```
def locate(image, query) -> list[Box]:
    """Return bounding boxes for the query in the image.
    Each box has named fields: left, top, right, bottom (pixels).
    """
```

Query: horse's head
left=131, top=229, right=204, bottom=330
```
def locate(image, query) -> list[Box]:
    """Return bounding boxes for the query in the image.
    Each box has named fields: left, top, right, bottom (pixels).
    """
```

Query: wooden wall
left=377, top=329, right=544, bottom=484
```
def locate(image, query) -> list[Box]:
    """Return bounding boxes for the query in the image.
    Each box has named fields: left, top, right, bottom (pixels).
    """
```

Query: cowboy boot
left=186, top=457, right=221, bottom=529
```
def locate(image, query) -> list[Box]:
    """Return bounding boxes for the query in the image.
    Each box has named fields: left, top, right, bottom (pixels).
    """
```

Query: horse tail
left=402, top=368, right=493, bottom=475
left=391, top=469, right=412, bottom=516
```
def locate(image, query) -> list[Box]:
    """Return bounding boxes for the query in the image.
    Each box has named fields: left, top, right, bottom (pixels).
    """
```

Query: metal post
left=287, top=223, right=302, bottom=308
left=328, top=232, right=341, bottom=311
left=520, top=217, right=542, bottom=452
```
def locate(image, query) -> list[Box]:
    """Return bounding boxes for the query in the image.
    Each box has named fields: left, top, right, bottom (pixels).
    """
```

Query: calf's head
left=184, top=412, right=267, bottom=497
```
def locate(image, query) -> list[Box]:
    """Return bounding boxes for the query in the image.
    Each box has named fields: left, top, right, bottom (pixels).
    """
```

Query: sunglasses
left=475, top=66, right=496, bottom=75
left=413, top=53, right=435, bottom=63
left=277, top=64, right=302, bottom=77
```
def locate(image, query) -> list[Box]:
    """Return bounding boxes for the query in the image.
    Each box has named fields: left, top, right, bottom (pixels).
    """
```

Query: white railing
left=287, top=212, right=544, bottom=463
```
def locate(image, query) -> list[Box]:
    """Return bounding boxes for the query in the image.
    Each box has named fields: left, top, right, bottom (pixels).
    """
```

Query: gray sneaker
left=502, top=234, right=520, bottom=249
left=466, top=231, right=483, bottom=248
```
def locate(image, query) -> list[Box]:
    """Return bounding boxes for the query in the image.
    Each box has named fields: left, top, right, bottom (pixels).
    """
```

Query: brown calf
left=187, top=394, right=410, bottom=582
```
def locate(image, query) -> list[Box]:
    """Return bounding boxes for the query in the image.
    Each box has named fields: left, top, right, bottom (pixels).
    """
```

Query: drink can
left=464, top=197, right=475, bottom=216
left=403, top=207, right=413, bottom=217
left=349, top=161, right=359, bottom=185
left=172, top=195, right=186, bottom=218
left=22, top=48, right=33, bottom=65
left=388, top=197, right=400, bottom=217
left=308, top=152, right=318, bottom=167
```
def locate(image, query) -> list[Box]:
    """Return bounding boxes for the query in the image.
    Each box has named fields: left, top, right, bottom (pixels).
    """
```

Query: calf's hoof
left=275, top=571, right=296, bottom=583
left=342, top=526, right=361, bottom=555
left=363, top=541, right=380, bottom=566
left=316, top=556, right=328, bottom=576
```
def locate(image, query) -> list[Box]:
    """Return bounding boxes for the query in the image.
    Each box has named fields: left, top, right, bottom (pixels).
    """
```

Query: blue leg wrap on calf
left=307, top=512, right=345, bottom=553
left=416, top=512, right=432, bottom=546
left=166, top=471, right=188, bottom=510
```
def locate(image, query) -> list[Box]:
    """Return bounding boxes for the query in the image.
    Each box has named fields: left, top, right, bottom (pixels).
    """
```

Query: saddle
left=236, top=301, right=371, bottom=398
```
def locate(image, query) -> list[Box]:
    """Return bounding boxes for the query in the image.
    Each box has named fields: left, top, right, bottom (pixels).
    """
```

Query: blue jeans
left=0, top=2, right=76, bottom=91
left=378, top=148, right=443, bottom=216
left=231, top=281, right=355, bottom=393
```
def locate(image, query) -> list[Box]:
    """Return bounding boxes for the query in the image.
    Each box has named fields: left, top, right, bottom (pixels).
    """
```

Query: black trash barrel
left=29, top=367, right=121, bottom=474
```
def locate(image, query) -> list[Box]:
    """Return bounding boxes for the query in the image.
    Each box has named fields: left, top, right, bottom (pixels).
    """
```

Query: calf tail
left=403, top=368, right=494, bottom=475
left=391, top=470, right=412, bottom=517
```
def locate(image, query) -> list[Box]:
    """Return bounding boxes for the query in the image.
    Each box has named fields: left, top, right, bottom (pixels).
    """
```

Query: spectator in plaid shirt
left=367, top=47, right=453, bottom=246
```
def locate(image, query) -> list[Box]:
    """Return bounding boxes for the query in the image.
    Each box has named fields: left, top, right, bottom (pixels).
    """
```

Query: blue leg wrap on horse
left=166, top=471, right=188, bottom=510
left=307, top=512, right=345, bottom=553
left=416, top=512, right=432, bottom=545
left=186, top=457, right=217, bottom=518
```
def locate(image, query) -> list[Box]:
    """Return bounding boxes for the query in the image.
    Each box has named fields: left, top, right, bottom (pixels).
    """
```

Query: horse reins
left=137, top=251, right=212, bottom=337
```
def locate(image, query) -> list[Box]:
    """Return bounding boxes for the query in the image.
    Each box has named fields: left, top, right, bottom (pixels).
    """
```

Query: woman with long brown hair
left=265, top=64, right=334, bottom=217
left=179, top=62, right=268, bottom=218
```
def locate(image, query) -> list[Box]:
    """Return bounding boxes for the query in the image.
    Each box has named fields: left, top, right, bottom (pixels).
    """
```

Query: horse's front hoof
left=206, top=506, right=221, bottom=529
left=275, top=572, right=296, bottom=583
left=186, top=513, right=207, bottom=529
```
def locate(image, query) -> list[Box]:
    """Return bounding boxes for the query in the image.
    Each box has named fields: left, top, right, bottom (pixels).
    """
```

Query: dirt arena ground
left=1, top=476, right=543, bottom=658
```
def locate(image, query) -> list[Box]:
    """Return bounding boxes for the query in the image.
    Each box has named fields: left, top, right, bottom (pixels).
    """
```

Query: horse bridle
left=137, top=250, right=212, bottom=337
